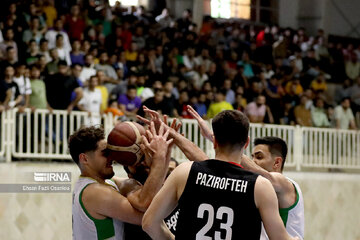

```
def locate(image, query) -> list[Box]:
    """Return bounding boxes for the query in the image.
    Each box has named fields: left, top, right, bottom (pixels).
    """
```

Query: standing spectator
left=196, top=48, right=213, bottom=72
left=3, top=65, right=22, bottom=109
left=95, top=52, right=117, bottom=80
left=55, top=34, right=71, bottom=66
left=0, top=46, right=18, bottom=72
left=79, top=54, right=96, bottom=84
left=95, top=70, right=110, bottom=112
left=237, top=52, right=254, bottom=78
left=183, top=46, right=198, bottom=71
left=29, top=65, right=52, bottom=111
left=118, top=85, right=141, bottom=118
left=70, top=40, right=85, bottom=65
left=13, top=63, right=32, bottom=108
left=194, top=92, right=207, bottom=118
left=192, top=64, right=209, bottom=91
left=25, top=40, right=41, bottom=65
left=311, top=98, right=330, bottom=127
left=334, top=97, right=357, bottom=130
left=77, top=75, right=102, bottom=126
left=45, top=60, right=83, bottom=112
left=0, top=28, right=18, bottom=61
left=138, top=88, right=171, bottom=116
left=42, top=0, right=57, bottom=28
left=64, top=5, right=85, bottom=41
left=45, top=48, right=60, bottom=75
left=176, top=9, right=193, bottom=33
left=45, top=18, right=71, bottom=52
left=155, top=8, right=172, bottom=28
left=245, top=95, right=270, bottom=123
left=223, top=79, right=235, bottom=105
left=22, top=17, right=43, bottom=44
left=207, top=89, right=233, bottom=119
left=39, top=38, right=51, bottom=63
left=0, top=79, right=11, bottom=111
left=294, top=95, right=312, bottom=126
left=174, top=90, right=191, bottom=118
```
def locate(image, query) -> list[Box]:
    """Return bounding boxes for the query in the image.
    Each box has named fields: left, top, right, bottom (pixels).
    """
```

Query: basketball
left=107, top=121, right=146, bottom=166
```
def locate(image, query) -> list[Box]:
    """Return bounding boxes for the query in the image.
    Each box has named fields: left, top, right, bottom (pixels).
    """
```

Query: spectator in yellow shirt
left=207, top=89, right=234, bottom=118
left=285, top=77, right=303, bottom=96
left=310, top=73, right=327, bottom=93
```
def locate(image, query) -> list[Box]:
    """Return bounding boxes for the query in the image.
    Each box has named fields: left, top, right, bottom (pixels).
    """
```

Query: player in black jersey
left=142, top=110, right=298, bottom=240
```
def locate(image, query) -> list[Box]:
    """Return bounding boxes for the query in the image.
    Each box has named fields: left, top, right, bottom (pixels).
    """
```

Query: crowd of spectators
left=0, top=1, right=359, bottom=130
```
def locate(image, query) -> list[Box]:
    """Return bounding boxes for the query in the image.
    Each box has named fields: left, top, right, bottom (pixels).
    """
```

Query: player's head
left=68, top=126, right=114, bottom=179
left=252, top=137, right=287, bottom=173
left=212, top=110, right=250, bottom=153
left=167, top=158, right=179, bottom=178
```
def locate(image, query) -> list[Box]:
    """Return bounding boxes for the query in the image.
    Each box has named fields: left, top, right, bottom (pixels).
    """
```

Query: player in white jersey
left=186, top=106, right=305, bottom=239
left=69, top=125, right=172, bottom=240
left=244, top=137, right=304, bottom=240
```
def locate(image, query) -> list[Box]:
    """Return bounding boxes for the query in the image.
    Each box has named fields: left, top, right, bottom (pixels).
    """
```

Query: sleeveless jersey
left=72, top=177, right=125, bottom=240
left=175, top=159, right=261, bottom=240
left=260, top=177, right=305, bottom=240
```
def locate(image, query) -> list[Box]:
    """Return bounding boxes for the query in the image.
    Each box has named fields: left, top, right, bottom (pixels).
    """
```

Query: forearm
left=241, top=155, right=279, bottom=191
left=171, top=129, right=208, bottom=161
left=144, top=221, right=175, bottom=240
left=25, top=95, right=30, bottom=107
left=128, top=153, right=168, bottom=211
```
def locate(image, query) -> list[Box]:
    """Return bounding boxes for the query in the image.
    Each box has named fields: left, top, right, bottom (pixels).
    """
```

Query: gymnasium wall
left=0, top=162, right=359, bottom=240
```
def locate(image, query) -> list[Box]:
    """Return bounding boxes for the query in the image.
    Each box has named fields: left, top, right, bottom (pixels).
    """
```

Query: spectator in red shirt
left=65, top=5, right=85, bottom=41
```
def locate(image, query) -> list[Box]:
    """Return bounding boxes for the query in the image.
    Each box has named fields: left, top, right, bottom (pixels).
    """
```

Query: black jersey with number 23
left=175, top=159, right=261, bottom=240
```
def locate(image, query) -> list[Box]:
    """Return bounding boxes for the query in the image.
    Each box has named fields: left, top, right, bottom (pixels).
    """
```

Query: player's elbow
left=141, top=211, right=153, bottom=234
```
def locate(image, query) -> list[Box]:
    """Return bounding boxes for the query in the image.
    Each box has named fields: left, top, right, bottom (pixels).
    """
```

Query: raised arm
left=187, top=105, right=213, bottom=142
left=137, top=106, right=208, bottom=161
left=241, top=155, right=295, bottom=208
left=126, top=122, right=173, bottom=212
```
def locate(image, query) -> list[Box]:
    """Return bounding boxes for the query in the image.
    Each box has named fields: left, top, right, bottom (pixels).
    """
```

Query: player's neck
left=80, top=171, right=106, bottom=184
left=215, top=149, right=243, bottom=165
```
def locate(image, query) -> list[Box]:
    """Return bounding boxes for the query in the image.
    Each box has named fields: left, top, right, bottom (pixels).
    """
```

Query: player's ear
left=244, top=136, right=250, bottom=149
left=213, top=137, right=218, bottom=149
left=273, top=156, right=282, bottom=171
left=79, top=153, right=88, bottom=165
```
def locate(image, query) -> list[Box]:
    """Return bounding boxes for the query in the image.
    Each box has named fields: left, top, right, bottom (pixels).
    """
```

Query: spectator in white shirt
left=55, top=34, right=71, bottom=66
left=79, top=54, right=97, bottom=85
left=13, top=63, right=32, bottom=107
left=77, top=75, right=102, bottom=126
left=155, top=8, right=172, bottom=28
left=45, top=18, right=72, bottom=52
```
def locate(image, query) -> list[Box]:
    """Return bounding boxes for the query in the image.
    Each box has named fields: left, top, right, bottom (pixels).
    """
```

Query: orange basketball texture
left=107, top=122, right=146, bottom=166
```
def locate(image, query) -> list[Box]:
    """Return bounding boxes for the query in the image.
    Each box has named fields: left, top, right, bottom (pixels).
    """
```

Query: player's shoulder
left=270, top=173, right=297, bottom=194
left=173, top=161, right=194, bottom=175
left=82, top=182, right=119, bottom=202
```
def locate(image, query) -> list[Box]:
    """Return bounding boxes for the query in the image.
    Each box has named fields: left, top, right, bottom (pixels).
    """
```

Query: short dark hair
left=56, top=34, right=63, bottom=40
left=58, top=60, right=68, bottom=67
left=127, top=85, right=137, bottom=91
left=254, top=137, right=288, bottom=171
left=212, top=110, right=249, bottom=149
left=68, top=126, right=105, bottom=165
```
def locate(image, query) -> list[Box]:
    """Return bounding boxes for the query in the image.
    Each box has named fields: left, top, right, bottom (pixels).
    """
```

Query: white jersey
left=72, top=177, right=124, bottom=240
left=260, top=177, right=304, bottom=240
left=78, top=88, right=102, bottom=126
